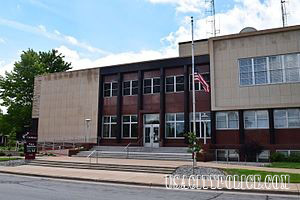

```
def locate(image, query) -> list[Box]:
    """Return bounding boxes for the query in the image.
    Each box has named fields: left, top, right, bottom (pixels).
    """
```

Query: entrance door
left=144, top=124, right=160, bottom=148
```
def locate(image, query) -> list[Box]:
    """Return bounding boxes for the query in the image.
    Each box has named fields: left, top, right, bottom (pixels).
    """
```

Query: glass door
left=144, top=124, right=160, bottom=148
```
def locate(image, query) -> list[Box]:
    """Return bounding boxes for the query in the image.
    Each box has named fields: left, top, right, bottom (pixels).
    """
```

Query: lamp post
left=85, top=119, right=91, bottom=143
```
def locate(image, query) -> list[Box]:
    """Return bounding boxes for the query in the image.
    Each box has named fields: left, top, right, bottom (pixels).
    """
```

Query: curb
left=0, top=170, right=299, bottom=196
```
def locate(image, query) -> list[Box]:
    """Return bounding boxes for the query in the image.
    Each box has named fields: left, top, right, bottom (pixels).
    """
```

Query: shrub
left=19, top=153, right=24, bottom=157
left=287, top=154, right=300, bottom=162
left=270, top=152, right=287, bottom=162
left=0, top=152, right=5, bottom=156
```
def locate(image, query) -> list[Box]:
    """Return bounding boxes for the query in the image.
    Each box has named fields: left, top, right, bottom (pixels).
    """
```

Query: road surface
left=0, top=173, right=298, bottom=200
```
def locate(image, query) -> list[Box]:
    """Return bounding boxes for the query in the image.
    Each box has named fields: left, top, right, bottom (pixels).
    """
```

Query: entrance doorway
left=143, top=114, right=160, bottom=148
left=144, top=124, right=159, bottom=148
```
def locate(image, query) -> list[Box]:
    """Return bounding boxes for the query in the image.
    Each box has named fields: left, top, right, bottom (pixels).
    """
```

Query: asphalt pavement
left=0, top=173, right=298, bottom=200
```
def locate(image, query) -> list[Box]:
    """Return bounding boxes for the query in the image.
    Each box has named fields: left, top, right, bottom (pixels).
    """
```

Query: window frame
left=244, top=110, right=269, bottom=129
left=239, top=53, right=300, bottom=87
left=216, top=111, right=239, bottom=130
left=103, top=82, right=118, bottom=98
left=165, top=75, right=184, bottom=93
left=123, top=80, right=138, bottom=96
left=165, top=113, right=185, bottom=139
left=274, top=108, right=300, bottom=129
left=122, top=115, right=138, bottom=138
left=143, top=77, right=160, bottom=94
left=102, top=116, right=117, bottom=138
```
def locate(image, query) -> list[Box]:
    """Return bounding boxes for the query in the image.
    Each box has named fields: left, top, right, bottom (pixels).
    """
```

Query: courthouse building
left=32, top=25, right=300, bottom=160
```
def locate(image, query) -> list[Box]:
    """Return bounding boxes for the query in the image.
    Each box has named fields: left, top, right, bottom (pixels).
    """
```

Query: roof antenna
left=281, top=0, right=288, bottom=27
left=205, top=0, right=220, bottom=37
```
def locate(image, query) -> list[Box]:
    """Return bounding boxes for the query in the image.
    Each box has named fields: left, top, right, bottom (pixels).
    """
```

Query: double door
left=144, top=124, right=159, bottom=148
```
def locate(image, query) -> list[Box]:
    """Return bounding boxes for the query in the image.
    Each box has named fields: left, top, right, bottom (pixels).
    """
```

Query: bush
left=0, top=152, right=5, bottom=156
left=19, top=153, right=24, bottom=157
left=270, top=152, right=287, bottom=162
left=270, top=152, right=300, bottom=162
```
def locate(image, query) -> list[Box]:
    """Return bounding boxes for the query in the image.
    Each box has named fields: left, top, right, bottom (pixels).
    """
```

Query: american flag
left=194, top=72, right=210, bottom=93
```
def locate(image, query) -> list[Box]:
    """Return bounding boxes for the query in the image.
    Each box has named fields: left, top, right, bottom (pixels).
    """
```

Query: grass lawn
left=224, top=168, right=300, bottom=183
left=266, top=162, right=300, bottom=169
left=0, top=157, right=22, bottom=162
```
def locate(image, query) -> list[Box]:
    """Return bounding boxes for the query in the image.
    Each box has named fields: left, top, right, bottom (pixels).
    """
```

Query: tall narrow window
left=284, top=54, right=299, bottom=82
left=123, top=81, right=131, bottom=96
left=239, top=58, right=253, bottom=86
left=143, top=79, right=152, bottom=94
left=190, top=112, right=211, bottom=138
left=166, top=77, right=174, bottom=92
left=175, top=75, right=184, bottom=92
left=269, top=56, right=283, bottom=83
left=254, top=57, right=267, bottom=84
left=104, top=83, right=111, bottom=97
left=153, top=78, right=160, bottom=93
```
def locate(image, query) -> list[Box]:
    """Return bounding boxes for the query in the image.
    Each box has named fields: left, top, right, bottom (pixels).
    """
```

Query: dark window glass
left=103, top=117, right=110, bottom=123
left=131, top=115, right=138, bottom=122
left=104, top=83, right=111, bottom=90
left=153, top=86, right=160, bottom=93
left=166, top=77, right=174, bottom=92
left=176, top=76, right=184, bottom=92
left=132, top=88, right=138, bottom=95
left=144, top=79, right=151, bottom=86
left=112, top=82, right=118, bottom=96
left=123, top=124, right=130, bottom=137
left=131, top=124, right=138, bottom=137
left=123, top=81, right=130, bottom=88
left=132, top=80, right=138, bottom=95
left=111, top=124, right=117, bottom=137
left=111, top=116, right=117, bottom=123
left=104, top=90, right=111, bottom=97
left=123, top=116, right=130, bottom=122
left=103, top=124, right=109, bottom=137
left=123, top=88, right=130, bottom=96
left=176, top=122, right=184, bottom=137
left=144, top=87, right=151, bottom=94
left=104, top=83, right=111, bottom=97
left=144, top=79, right=152, bottom=94
left=153, top=78, right=160, bottom=86
left=166, top=123, right=175, bottom=137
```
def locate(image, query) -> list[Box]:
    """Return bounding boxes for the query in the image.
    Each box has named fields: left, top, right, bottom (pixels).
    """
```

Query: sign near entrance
left=24, top=132, right=37, bottom=160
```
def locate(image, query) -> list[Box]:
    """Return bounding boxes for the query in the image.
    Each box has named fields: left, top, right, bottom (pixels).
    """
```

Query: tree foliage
left=0, top=49, right=71, bottom=138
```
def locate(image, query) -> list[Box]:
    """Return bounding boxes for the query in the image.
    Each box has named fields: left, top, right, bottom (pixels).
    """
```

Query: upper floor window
left=239, top=53, right=300, bottom=86
left=166, top=75, right=184, bottom=93
left=189, top=73, right=210, bottom=91
left=274, top=109, right=300, bottom=128
left=123, top=80, right=138, bottom=96
left=190, top=112, right=211, bottom=138
left=104, top=82, right=118, bottom=97
left=244, top=110, right=269, bottom=129
left=122, top=115, right=138, bottom=138
left=165, top=113, right=184, bottom=138
left=216, top=111, right=239, bottom=129
left=144, top=77, right=160, bottom=94
left=102, top=116, right=117, bottom=138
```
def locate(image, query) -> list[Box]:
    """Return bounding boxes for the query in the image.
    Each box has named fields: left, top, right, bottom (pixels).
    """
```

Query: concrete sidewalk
left=38, top=156, right=300, bottom=174
left=0, top=163, right=299, bottom=195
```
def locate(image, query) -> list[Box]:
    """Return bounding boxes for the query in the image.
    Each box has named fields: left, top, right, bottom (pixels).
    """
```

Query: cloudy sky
left=0, top=0, right=300, bottom=76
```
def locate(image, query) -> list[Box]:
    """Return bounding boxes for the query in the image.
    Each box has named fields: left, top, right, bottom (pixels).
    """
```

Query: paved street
left=0, top=173, right=298, bottom=200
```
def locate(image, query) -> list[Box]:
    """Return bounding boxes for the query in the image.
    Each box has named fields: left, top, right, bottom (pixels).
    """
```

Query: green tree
left=0, top=49, right=71, bottom=138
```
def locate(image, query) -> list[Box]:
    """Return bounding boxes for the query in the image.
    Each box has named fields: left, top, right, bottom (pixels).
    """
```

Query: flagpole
left=191, top=16, right=197, bottom=168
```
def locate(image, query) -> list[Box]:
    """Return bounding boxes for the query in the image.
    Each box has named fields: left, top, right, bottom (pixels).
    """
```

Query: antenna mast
left=281, top=0, right=287, bottom=27
left=206, top=0, right=219, bottom=37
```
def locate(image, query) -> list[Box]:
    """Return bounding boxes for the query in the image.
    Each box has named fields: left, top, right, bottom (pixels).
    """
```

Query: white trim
left=143, top=77, right=160, bottom=94
left=165, top=113, right=185, bottom=138
left=102, top=115, right=117, bottom=138
left=244, top=110, right=269, bottom=129
left=121, top=115, right=138, bottom=138
left=216, top=111, right=239, bottom=130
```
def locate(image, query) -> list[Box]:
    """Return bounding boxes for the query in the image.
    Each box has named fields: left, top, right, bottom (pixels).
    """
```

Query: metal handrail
left=87, top=150, right=99, bottom=164
left=123, top=136, right=144, bottom=159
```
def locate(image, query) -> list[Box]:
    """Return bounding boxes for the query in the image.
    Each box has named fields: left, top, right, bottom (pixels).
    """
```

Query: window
left=104, top=82, right=118, bottom=97
left=216, top=111, right=239, bottom=129
left=239, top=53, right=300, bottom=86
left=102, top=116, right=117, bottom=138
left=189, top=73, right=210, bottom=91
left=244, top=110, right=269, bottom=129
left=122, top=115, right=138, bottom=138
left=143, top=77, right=160, bottom=94
left=165, top=75, right=184, bottom=93
left=274, top=109, right=300, bottom=128
left=269, top=56, right=283, bottom=83
left=239, top=58, right=253, bottom=86
left=190, top=112, right=211, bottom=138
left=254, top=57, right=267, bottom=84
left=123, top=80, right=138, bottom=96
left=165, top=113, right=184, bottom=138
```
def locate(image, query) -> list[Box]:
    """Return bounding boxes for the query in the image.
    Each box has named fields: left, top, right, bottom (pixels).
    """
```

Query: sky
left=0, top=0, right=300, bottom=76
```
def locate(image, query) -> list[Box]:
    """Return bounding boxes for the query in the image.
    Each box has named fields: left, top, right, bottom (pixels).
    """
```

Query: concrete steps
left=74, top=146, right=192, bottom=161
left=27, top=160, right=176, bottom=174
